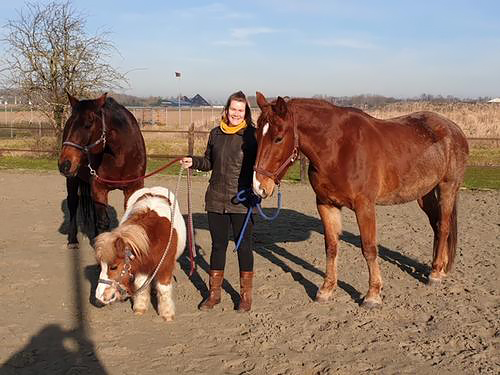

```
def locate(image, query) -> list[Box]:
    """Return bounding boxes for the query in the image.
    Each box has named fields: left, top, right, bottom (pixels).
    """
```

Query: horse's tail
left=445, top=196, right=458, bottom=273
left=78, top=179, right=95, bottom=233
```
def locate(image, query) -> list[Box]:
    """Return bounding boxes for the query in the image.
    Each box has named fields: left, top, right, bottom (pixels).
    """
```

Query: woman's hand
left=180, top=157, right=193, bottom=169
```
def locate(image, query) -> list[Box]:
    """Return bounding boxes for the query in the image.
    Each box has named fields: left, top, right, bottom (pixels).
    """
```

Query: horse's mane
left=287, top=97, right=375, bottom=119
left=95, top=223, right=150, bottom=263
left=104, top=97, right=133, bottom=129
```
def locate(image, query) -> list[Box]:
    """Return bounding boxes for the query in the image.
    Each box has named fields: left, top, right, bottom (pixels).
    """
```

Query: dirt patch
left=0, top=170, right=498, bottom=374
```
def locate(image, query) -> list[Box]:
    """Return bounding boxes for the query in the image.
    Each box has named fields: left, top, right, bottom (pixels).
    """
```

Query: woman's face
left=227, top=100, right=246, bottom=126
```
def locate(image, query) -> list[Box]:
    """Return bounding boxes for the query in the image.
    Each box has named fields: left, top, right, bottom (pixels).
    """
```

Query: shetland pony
left=253, top=92, right=469, bottom=308
left=94, top=187, right=186, bottom=321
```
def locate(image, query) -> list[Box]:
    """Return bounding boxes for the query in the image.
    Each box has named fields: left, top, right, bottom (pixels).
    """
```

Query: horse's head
left=253, top=92, right=298, bottom=199
left=58, top=93, right=108, bottom=177
left=93, top=227, right=149, bottom=305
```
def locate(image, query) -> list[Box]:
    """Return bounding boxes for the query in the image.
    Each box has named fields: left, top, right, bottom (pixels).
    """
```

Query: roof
left=487, top=98, right=500, bottom=103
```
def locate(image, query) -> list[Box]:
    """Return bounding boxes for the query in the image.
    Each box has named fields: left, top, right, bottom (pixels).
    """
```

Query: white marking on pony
left=95, top=262, right=117, bottom=305
left=133, top=273, right=150, bottom=314
left=157, top=282, right=175, bottom=321
left=252, top=171, right=264, bottom=198
left=122, top=187, right=186, bottom=260
left=262, top=122, right=269, bottom=136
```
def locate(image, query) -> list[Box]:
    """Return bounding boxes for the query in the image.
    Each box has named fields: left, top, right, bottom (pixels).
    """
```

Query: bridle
left=62, top=109, right=107, bottom=155
left=253, top=107, right=299, bottom=185
left=97, top=249, right=134, bottom=299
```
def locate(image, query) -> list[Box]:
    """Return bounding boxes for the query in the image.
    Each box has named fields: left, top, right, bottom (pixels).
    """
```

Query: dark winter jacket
left=191, top=125, right=257, bottom=213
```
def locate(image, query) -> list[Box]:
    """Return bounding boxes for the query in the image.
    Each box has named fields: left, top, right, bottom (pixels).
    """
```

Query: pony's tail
left=445, top=197, right=458, bottom=273
left=78, top=179, right=96, bottom=235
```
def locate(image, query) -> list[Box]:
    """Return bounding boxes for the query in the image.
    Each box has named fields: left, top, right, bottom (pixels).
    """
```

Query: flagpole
left=176, top=71, right=181, bottom=127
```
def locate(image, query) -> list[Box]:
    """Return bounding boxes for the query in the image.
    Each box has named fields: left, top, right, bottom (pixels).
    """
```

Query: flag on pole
left=175, top=71, right=181, bottom=77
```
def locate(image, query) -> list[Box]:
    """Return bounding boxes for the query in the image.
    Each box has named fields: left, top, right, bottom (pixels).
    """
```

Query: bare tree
left=1, top=0, right=127, bottom=146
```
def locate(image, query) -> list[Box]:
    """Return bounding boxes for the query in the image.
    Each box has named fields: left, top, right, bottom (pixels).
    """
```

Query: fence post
left=299, top=153, right=308, bottom=183
left=188, top=122, right=195, bottom=155
left=165, top=106, right=168, bottom=126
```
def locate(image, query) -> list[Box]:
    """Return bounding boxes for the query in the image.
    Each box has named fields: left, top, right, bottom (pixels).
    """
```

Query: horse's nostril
left=58, top=160, right=71, bottom=174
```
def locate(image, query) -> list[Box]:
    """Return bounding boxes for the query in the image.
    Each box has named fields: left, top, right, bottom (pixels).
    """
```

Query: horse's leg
left=132, top=273, right=151, bottom=315
left=354, top=199, right=383, bottom=308
left=156, top=279, right=175, bottom=321
left=123, top=181, right=144, bottom=211
left=417, top=188, right=439, bottom=271
left=428, top=182, right=460, bottom=284
left=315, top=202, right=342, bottom=303
left=66, top=177, right=79, bottom=249
left=92, top=182, right=110, bottom=237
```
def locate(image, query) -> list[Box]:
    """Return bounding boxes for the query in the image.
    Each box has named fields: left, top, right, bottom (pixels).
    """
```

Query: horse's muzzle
left=58, top=159, right=74, bottom=177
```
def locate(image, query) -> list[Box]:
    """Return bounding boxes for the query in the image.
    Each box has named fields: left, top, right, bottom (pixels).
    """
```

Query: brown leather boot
left=237, top=271, right=254, bottom=312
left=199, top=270, right=224, bottom=311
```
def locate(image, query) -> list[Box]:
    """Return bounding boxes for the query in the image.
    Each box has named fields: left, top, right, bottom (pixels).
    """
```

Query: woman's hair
left=223, top=90, right=252, bottom=125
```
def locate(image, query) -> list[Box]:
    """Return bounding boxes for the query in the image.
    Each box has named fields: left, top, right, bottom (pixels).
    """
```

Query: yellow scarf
left=220, top=116, right=247, bottom=134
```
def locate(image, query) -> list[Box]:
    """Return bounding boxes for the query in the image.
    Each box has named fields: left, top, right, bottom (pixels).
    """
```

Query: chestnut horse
left=253, top=92, right=469, bottom=308
left=58, top=93, right=146, bottom=248
left=94, top=186, right=186, bottom=321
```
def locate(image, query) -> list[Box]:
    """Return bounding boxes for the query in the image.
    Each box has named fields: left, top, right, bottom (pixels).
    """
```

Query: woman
left=180, top=91, right=257, bottom=312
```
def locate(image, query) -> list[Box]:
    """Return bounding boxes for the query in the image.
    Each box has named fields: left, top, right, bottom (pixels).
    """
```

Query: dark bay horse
left=252, top=92, right=469, bottom=308
left=58, top=93, right=147, bottom=248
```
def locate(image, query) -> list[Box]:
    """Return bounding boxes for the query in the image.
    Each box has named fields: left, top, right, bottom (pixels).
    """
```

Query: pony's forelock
left=94, top=231, right=117, bottom=263
left=116, top=224, right=150, bottom=259
left=94, top=224, right=150, bottom=264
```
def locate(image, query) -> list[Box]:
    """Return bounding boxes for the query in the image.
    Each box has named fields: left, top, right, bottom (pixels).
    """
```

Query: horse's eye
left=109, top=264, right=118, bottom=271
left=274, top=136, right=283, bottom=144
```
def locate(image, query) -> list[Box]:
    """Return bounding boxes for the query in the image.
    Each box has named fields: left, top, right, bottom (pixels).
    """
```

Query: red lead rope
left=93, top=157, right=183, bottom=185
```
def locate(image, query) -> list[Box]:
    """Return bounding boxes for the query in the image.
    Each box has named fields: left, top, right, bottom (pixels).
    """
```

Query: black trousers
left=207, top=211, right=253, bottom=272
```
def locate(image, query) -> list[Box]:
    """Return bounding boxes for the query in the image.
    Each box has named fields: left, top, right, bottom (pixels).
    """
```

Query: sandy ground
left=0, top=170, right=498, bottom=375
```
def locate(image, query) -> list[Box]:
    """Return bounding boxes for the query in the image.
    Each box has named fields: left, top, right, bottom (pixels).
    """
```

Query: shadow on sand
left=176, top=207, right=430, bottom=306
left=1, top=239, right=108, bottom=374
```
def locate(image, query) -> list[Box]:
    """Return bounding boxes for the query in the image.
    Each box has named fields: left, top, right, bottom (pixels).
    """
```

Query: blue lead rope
left=233, top=188, right=282, bottom=252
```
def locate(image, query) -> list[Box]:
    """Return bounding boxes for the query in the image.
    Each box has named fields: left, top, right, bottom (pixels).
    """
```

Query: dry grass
left=367, top=102, right=500, bottom=137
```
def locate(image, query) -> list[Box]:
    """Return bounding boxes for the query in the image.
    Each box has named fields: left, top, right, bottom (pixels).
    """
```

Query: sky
left=1, top=0, right=500, bottom=102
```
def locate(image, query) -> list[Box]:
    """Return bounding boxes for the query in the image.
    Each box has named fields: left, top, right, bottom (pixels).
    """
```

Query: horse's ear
left=67, top=92, right=79, bottom=109
left=256, top=91, right=268, bottom=109
left=96, top=93, right=108, bottom=108
left=274, top=96, right=287, bottom=118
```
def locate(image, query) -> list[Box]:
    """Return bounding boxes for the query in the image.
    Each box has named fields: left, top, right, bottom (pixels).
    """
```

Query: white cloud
left=214, top=27, right=279, bottom=47
left=175, top=3, right=250, bottom=20
left=310, top=37, right=377, bottom=50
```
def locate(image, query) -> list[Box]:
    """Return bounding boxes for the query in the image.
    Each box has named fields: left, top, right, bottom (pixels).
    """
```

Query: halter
left=62, top=109, right=107, bottom=155
left=253, top=107, right=299, bottom=185
left=97, top=249, right=134, bottom=299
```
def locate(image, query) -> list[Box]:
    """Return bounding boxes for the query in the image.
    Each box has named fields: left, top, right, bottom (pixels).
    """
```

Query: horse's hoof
left=361, top=296, right=382, bottom=309
left=67, top=242, right=79, bottom=250
left=315, top=291, right=333, bottom=303
left=427, top=275, right=443, bottom=286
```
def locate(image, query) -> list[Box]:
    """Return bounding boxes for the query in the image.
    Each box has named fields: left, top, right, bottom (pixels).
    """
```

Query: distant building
left=161, top=93, right=211, bottom=107
left=487, top=98, right=500, bottom=103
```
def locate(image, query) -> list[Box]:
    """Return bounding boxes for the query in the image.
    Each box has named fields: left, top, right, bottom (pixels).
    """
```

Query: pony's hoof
left=133, top=308, right=146, bottom=316
left=362, top=296, right=382, bottom=309
left=161, top=314, right=174, bottom=322
left=67, top=242, right=79, bottom=250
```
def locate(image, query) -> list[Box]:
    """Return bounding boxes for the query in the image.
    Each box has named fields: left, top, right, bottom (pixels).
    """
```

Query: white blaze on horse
left=94, top=186, right=186, bottom=321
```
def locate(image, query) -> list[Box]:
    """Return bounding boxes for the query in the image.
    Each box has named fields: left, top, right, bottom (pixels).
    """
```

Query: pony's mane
left=95, top=223, right=150, bottom=263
